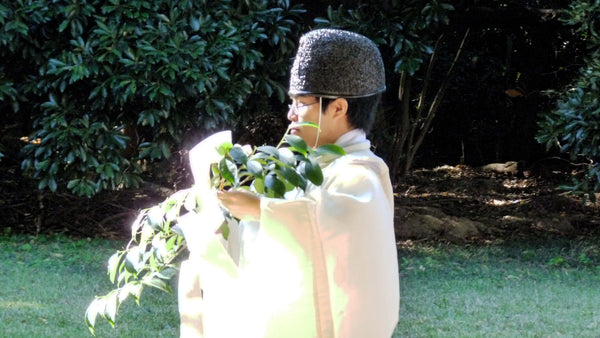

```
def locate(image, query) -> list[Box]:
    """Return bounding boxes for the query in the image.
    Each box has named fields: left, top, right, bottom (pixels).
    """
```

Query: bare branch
left=406, top=28, right=471, bottom=174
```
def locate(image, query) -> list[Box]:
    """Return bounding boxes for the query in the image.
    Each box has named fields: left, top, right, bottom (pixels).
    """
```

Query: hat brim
left=288, top=86, right=386, bottom=99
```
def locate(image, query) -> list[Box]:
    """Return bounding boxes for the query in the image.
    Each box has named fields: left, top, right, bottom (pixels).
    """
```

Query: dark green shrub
left=1, top=0, right=303, bottom=196
left=536, top=1, right=600, bottom=202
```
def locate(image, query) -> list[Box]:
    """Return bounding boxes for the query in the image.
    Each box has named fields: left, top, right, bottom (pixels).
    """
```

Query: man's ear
left=329, top=98, right=348, bottom=119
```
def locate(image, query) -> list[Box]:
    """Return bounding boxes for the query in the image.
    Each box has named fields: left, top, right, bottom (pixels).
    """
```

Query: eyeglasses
left=288, top=101, right=318, bottom=115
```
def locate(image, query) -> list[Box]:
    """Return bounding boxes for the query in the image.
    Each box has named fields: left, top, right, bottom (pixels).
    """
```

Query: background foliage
left=1, top=0, right=599, bottom=199
left=536, top=1, right=600, bottom=201
left=1, top=0, right=303, bottom=196
left=308, top=0, right=585, bottom=178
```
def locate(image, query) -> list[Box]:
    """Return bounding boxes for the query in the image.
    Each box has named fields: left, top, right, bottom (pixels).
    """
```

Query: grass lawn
left=1, top=233, right=599, bottom=337
left=0, top=234, right=179, bottom=337
left=394, top=237, right=600, bottom=337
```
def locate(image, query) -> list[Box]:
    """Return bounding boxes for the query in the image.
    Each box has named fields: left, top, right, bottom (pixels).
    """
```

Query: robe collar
left=316, top=129, right=371, bottom=167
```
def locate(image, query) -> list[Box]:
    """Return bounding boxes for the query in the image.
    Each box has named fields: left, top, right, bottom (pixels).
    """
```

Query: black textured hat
left=289, top=29, right=386, bottom=98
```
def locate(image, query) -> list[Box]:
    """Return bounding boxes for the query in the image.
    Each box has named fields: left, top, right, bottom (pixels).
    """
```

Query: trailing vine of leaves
left=85, top=128, right=345, bottom=335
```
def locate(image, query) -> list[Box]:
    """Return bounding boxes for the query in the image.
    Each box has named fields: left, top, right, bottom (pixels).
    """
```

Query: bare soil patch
left=394, top=165, right=600, bottom=242
left=2, top=157, right=599, bottom=241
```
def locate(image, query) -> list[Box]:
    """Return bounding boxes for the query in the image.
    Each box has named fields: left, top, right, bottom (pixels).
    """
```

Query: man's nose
left=287, top=105, right=297, bottom=121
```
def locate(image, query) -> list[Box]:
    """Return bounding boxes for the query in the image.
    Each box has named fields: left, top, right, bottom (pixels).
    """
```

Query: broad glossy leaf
left=190, top=17, right=200, bottom=31
left=229, top=146, right=248, bottom=164
left=108, top=252, right=124, bottom=284
left=284, top=134, right=307, bottom=155
left=315, top=144, right=346, bottom=156
left=295, top=121, right=319, bottom=130
left=48, top=177, right=57, bottom=192
left=157, top=267, right=178, bottom=280
left=85, top=298, right=102, bottom=333
left=166, top=237, right=179, bottom=256
left=67, top=179, right=79, bottom=190
left=278, top=147, right=296, bottom=166
left=249, top=152, right=270, bottom=161
left=119, top=283, right=142, bottom=304
left=184, top=191, right=200, bottom=212
left=165, top=204, right=181, bottom=223
left=218, top=158, right=236, bottom=184
left=171, top=224, right=184, bottom=237
left=302, top=158, right=323, bottom=186
left=103, top=292, right=119, bottom=325
left=142, top=276, right=172, bottom=293
left=277, top=167, right=307, bottom=191
left=246, top=160, right=264, bottom=178
left=253, top=177, right=265, bottom=194
left=216, top=142, right=233, bottom=156
left=147, top=206, right=165, bottom=231
left=124, top=247, right=141, bottom=274
left=257, top=145, right=279, bottom=157
left=265, top=173, right=286, bottom=197
left=216, top=222, right=230, bottom=240
left=152, top=236, right=167, bottom=260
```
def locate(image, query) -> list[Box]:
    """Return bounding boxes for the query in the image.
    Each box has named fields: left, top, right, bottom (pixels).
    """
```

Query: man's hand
left=217, top=190, right=261, bottom=221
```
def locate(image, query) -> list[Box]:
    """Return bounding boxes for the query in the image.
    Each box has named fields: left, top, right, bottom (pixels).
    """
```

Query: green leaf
left=217, top=221, right=230, bottom=240
left=284, top=134, right=308, bottom=155
left=190, top=17, right=200, bottom=31
left=252, top=177, right=265, bottom=194
left=278, top=167, right=307, bottom=191
left=147, top=206, right=165, bottom=231
left=85, top=299, right=101, bottom=333
left=219, top=158, right=236, bottom=184
left=265, top=173, right=286, bottom=197
left=142, top=275, right=172, bottom=293
left=301, top=158, right=323, bottom=186
left=295, top=121, right=319, bottom=130
left=108, top=252, right=123, bottom=284
left=157, top=13, right=170, bottom=23
left=48, top=177, right=58, bottom=192
left=184, top=191, right=201, bottom=212
left=277, top=148, right=296, bottom=166
left=229, top=146, right=248, bottom=164
left=38, top=177, right=48, bottom=190
left=256, top=145, right=279, bottom=157
left=118, top=283, right=142, bottom=303
left=315, top=144, right=346, bottom=156
left=246, top=160, right=264, bottom=178
left=160, top=142, right=171, bottom=158
left=157, top=267, right=178, bottom=280
left=216, top=142, right=234, bottom=156
left=112, top=134, right=128, bottom=149
left=103, top=292, right=119, bottom=326
left=67, top=179, right=81, bottom=189
left=125, top=247, right=142, bottom=274
left=171, top=224, right=184, bottom=237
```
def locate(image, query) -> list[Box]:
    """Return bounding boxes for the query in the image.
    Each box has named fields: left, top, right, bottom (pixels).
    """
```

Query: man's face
left=287, top=96, right=337, bottom=148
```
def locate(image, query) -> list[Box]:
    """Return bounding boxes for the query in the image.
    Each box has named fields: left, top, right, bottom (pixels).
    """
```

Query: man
left=179, top=28, right=399, bottom=338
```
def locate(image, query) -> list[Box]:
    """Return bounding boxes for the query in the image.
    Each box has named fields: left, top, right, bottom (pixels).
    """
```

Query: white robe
left=178, top=129, right=399, bottom=338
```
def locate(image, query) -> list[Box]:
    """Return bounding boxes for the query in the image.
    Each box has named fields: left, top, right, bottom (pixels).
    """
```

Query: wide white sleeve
left=177, top=203, right=242, bottom=338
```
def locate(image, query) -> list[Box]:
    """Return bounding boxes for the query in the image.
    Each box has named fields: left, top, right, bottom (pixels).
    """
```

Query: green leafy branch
left=85, top=127, right=345, bottom=335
